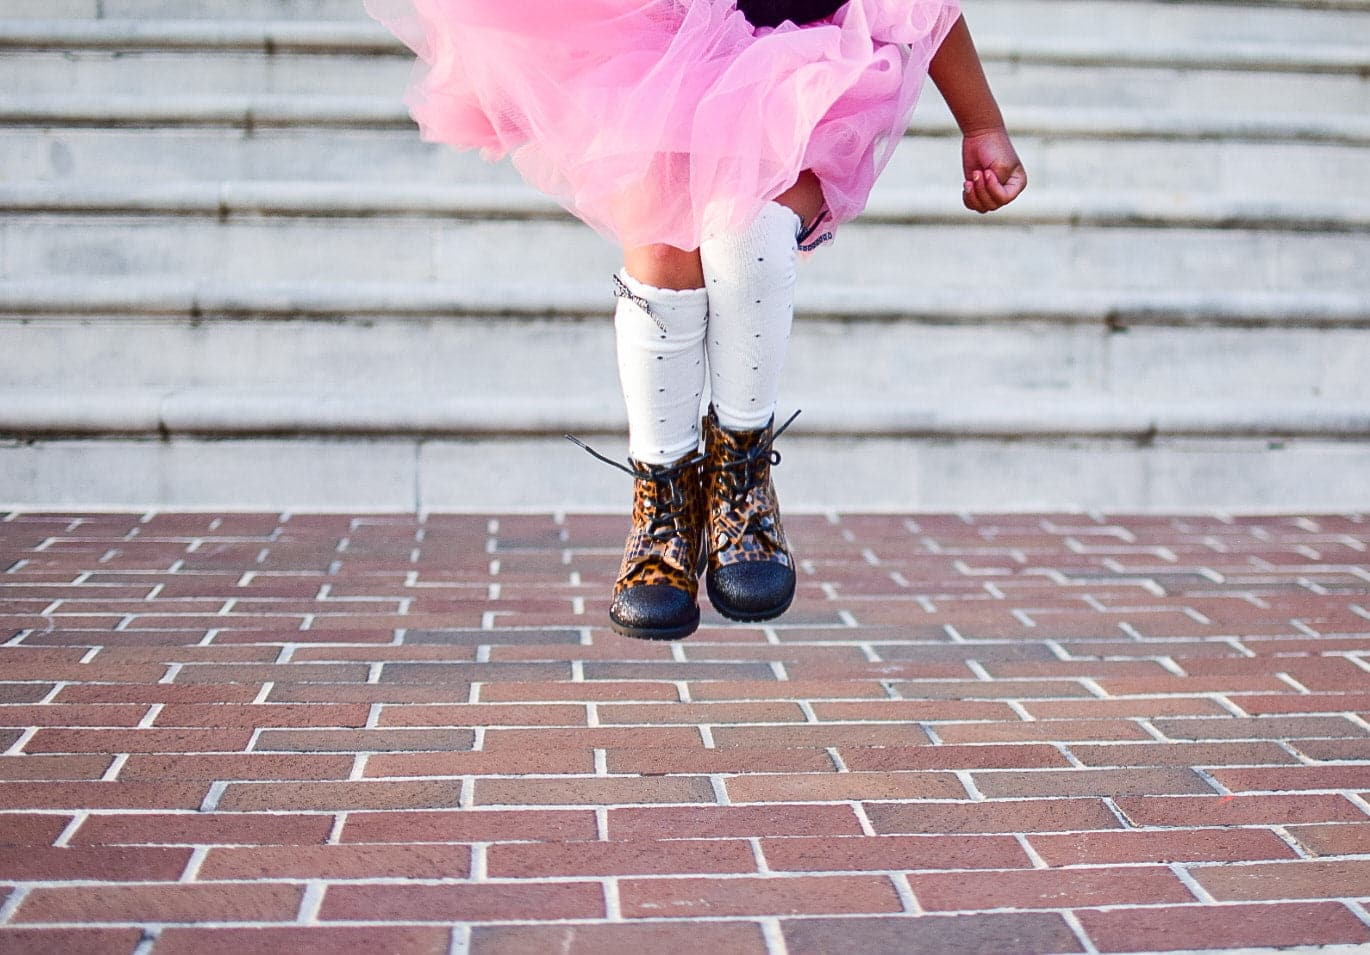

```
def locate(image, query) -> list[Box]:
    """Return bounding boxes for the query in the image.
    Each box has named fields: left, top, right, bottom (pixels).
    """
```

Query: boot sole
left=705, top=580, right=794, bottom=623
left=610, top=608, right=701, bottom=642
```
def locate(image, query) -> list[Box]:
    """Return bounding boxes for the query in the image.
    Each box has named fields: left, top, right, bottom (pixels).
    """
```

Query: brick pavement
left=1, top=510, right=1369, bottom=954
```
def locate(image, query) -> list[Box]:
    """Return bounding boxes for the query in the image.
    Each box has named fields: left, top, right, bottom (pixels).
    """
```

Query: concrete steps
left=1, top=0, right=1368, bottom=509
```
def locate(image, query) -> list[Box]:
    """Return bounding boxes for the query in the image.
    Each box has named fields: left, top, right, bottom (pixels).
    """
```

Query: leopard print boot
left=604, top=453, right=707, bottom=641
left=702, top=407, right=798, bottom=622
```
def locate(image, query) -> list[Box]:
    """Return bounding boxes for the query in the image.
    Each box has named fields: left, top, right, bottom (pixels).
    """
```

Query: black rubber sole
left=609, top=607, right=701, bottom=642
left=705, top=578, right=795, bottom=623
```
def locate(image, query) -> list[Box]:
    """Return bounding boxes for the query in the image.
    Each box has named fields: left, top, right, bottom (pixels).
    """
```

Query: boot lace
left=712, top=410, right=801, bottom=550
left=565, top=436, right=700, bottom=544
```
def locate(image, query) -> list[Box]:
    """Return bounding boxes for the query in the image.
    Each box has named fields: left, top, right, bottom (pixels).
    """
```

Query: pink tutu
left=365, top=0, right=961, bottom=249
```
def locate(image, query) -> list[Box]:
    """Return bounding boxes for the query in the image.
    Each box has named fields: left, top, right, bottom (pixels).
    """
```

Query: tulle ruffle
left=366, top=0, right=961, bottom=249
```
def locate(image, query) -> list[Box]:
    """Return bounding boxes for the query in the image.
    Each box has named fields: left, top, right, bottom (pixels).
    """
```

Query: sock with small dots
left=699, top=201, right=801, bottom=431
left=613, top=269, right=709, bottom=466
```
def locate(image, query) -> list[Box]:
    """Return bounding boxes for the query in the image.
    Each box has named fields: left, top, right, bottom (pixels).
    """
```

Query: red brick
left=481, top=642, right=672, bottom=661
left=810, top=700, right=1021, bottom=722
left=763, top=834, right=1031, bottom=872
left=72, top=812, right=333, bottom=846
left=1210, top=765, right=1370, bottom=791
left=609, top=804, right=865, bottom=840
left=475, top=775, right=715, bottom=806
left=712, top=724, right=930, bottom=748
left=0, top=813, right=72, bottom=846
left=174, top=664, right=370, bottom=683
left=267, top=683, right=472, bottom=704
left=341, top=809, right=597, bottom=844
left=783, top=912, right=1083, bottom=955
left=0, top=705, right=150, bottom=727
left=1027, top=828, right=1299, bottom=866
left=24, top=728, right=253, bottom=754
left=784, top=661, right=973, bottom=681
left=889, top=680, right=1092, bottom=700
left=487, top=838, right=756, bottom=878
left=1116, top=793, right=1367, bottom=827
left=1237, top=693, right=1370, bottom=715
left=1287, top=822, right=1370, bottom=857
left=726, top=771, right=964, bottom=803
left=0, top=928, right=143, bottom=955
left=0, top=755, right=113, bottom=780
left=0, top=684, right=56, bottom=704
left=971, top=767, right=1210, bottom=798
left=319, top=882, right=603, bottom=921
left=839, top=744, right=1069, bottom=771
left=1152, top=715, right=1369, bottom=740
left=1067, top=741, right=1297, bottom=767
left=678, top=645, right=868, bottom=664
left=0, top=846, right=191, bottom=881
left=1293, top=739, right=1370, bottom=761
left=1077, top=902, right=1370, bottom=953
left=470, top=923, right=768, bottom=955
left=1188, top=656, right=1370, bottom=691
left=222, top=629, right=402, bottom=647
left=482, top=727, right=704, bottom=751
left=365, top=748, right=596, bottom=778
left=381, top=662, right=572, bottom=683
left=55, top=684, right=260, bottom=704
left=253, top=728, right=474, bottom=752
left=93, top=646, right=277, bottom=664
left=0, top=663, right=163, bottom=683
left=606, top=746, right=834, bottom=775
left=0, top=782, right=207, bottom=811
left=866, top=798, right=1122, bottom=835
left=378, top=703, right=587, bottom=727
left=15, top=883, right=304, bottom=924
left=478, top=681, right=680, bottom=702
left=197, top=844, right=470, bottom=880
left=154, top=704, right=370, bottom=728
left=1023, top=698, right=1228, bottom=719
left=154, top=926, right=453, bottom=955
left=620, top=874, right=901, bottom=918
left=1095, top=675, right=1294, bottom=695
left=288, top=646, right=478, bottom=663
left=934, top=720, right=1152, bottom=744
left=1053, top=638, right=1242, bottom=659
left=1194, top=859, right=1370, bottom=901
left=119, top=753, right=353, bottom=782
left=217, top=780, right=461, bottom=812
left=984, top=660, right=1172, bottom=679
left=597, top=701, right=807, bottom=724
left=687, top=680, right=887, bottom=701
left=908, top=865, right=1193, bottom=911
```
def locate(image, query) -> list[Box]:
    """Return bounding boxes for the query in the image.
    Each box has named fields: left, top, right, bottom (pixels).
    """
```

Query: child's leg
left=615, top=246, right=708, bottom=465
left=695, top=172, right=822, bottom=623
left=603, top=244, right=709, bottom=641
left=699, top=172, right=823, bottom=429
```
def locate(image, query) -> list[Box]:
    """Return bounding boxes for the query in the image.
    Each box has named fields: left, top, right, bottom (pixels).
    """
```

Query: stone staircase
left=1, top=0, right=1367, bottom=510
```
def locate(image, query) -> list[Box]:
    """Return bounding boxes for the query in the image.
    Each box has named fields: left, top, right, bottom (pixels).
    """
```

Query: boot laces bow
left=566, top=435, right=701, bottom=567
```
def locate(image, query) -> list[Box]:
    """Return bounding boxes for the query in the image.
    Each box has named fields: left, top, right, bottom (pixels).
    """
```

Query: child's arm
left=927, top=15, right=1026, bottom=213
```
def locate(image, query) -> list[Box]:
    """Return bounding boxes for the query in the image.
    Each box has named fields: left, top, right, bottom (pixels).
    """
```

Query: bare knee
left=623, top=244, right=705, bottom=291
left=774, top=170, right=826, bottom=231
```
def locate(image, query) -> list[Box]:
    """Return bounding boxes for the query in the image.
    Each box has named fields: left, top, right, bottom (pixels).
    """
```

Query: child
left=366, top=0, right=1027, bottom=640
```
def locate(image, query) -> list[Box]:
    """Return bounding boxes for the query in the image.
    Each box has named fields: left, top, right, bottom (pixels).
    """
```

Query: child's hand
left=962, top=127, right=1026, bottom=214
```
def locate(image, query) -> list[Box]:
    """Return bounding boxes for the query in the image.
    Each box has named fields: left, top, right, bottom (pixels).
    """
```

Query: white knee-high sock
left=699, top=202, right=801, bottom=431
left=613, top=269, right=709, bottom=465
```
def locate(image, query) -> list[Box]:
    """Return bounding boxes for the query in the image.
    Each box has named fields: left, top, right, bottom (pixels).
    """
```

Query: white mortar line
left=1059, top=910, right=1101, bottom=955
left=52, top=812, right=86, bottom=848
left=761, top=918, right=790, bottom=955
left=6, top=728, right=38, bottom=750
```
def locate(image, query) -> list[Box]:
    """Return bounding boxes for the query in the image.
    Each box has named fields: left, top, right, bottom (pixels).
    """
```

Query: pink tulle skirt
left=365, top=0, right=961, bottom=249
